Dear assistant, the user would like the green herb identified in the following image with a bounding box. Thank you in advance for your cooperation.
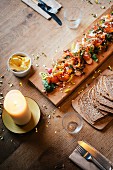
[92,54,98,62]
[89,46,94,54]
[40,72,48,80]
[80,50,85,58]
[111,11,113,15]
[64,55,70,59]
[42,80,55,92]
[69,65,73,69]
[106,33,113,42]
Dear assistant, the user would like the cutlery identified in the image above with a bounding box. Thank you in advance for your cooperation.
[31,0,62,26]
[78,141,112,170]
[76,145,106,170]
[38,0,58,13]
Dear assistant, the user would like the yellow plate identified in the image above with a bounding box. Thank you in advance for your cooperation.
[2,97,40,134]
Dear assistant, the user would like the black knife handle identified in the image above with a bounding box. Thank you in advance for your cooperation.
[38,3,62,26]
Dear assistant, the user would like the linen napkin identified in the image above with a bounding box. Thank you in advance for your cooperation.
[22,0,62,19]
[69,143,113,170]
[69,148,99,170]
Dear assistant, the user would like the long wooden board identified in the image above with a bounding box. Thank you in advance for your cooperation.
[29,6,113,106]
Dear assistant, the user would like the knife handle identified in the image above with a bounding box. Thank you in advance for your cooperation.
[92,157,106,170]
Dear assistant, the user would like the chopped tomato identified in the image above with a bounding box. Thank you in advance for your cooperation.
[83,52,91,61]
[51,76,59,84]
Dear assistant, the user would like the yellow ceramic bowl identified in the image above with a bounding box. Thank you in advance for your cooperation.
[8,52,31,77]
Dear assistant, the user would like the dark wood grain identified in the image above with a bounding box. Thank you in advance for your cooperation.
[0,0,113,170]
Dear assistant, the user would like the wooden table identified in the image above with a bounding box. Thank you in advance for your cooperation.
[0,0,113,169]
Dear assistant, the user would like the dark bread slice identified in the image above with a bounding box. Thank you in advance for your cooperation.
[88,87,108,115]
[93,80,113,109]
[103,75,113,100]
[96,76,111,100]
[90,86,113,114]
[79,89,105,123]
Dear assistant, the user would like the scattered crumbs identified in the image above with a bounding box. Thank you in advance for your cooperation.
[8,83,13,87]
[0,81,3,84]
[95,0,101,4]
[42,104,47,109]
[35,56,39,60]
[52,109,56,115]
[55,163,65,169]
[55,131,57,134]
[91,14,97,18]
[35,128,38,133]
[97,69,101,73]
[92,76,95,79]
[86,84,89,88]
[46,124,48,128]
[95,0,98,4]
[43,65,46,68]
[86,0,93,5]
[0,75,4,79]
[0,96,4,100]
[0,136,4,140]
[78,89,84,94]
[48,121,51,125]
[100,6,105,9]
[42,52,47,57]
[56,115,61,118]
[36,64,39,67]
[108,65,112,71]
[19,82,22,86]
[32,54,35,57]
[48,115,51,119]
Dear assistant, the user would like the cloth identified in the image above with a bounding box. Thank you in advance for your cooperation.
[22,0,62,19]
[69,148,99,170]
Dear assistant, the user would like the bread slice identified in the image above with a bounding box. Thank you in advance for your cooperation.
[103,75,113,100]
[78,90,106,124]
[90,86,113,114]
[96,76,111,100]
[88,87,107,115]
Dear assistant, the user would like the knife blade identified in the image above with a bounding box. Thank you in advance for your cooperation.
[78,141,112,170]
[31,0,62,26]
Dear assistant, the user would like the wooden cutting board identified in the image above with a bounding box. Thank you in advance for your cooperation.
[72,69,113,130]
[29,6,113,106]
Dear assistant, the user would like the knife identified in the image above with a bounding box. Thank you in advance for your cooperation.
[31,0,62,26]
[78,141,112,170]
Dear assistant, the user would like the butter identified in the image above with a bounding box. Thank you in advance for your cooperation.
[9,55,30,72]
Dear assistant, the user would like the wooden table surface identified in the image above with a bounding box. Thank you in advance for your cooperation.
[0,0,113,169]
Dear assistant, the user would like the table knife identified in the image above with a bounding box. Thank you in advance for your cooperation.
[31,0,62,26]
[78,141,112,170]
